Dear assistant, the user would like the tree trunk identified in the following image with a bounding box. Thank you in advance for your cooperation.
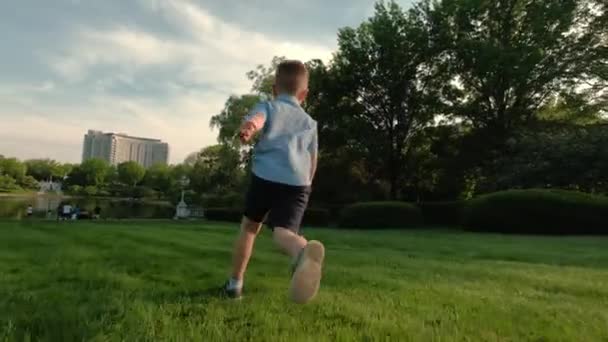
[388,127,398,200]
[388,147,402,200]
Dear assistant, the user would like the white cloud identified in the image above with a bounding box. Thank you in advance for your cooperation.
[162,0,332,63]
[49,28,197,83]
[0,81,56,96]
[50,0,333,88]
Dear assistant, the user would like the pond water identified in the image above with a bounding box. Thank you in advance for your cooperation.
[0,195,175,219]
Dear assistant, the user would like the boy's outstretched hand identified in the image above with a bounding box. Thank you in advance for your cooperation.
[239,121,257,144]
[239,112,266,144]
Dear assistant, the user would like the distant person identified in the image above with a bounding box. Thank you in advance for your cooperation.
[72,205,80,220]
[62,203,72,221]
[222,60,324,304]
[93,205,101,220]
[26,205,33,218]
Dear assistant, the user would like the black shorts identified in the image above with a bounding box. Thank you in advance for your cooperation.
[244,174,311,232]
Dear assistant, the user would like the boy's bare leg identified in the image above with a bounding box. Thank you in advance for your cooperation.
[273,227,325,304]
[273,227,308,258]
[230,217,263,282]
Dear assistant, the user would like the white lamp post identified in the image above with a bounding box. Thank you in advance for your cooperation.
[175,176,190,219]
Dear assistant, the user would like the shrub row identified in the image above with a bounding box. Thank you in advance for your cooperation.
[204,208,243,223]
[302,208,331,227]
[339,190,607,234]
[339,202,423,229]
[336,201,462,229]
[204,207,331,227]
[203,189,608,234]
[463,189,608,235]
[417,201,463,226]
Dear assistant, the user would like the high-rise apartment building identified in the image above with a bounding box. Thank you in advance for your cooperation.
[82,130,169,168]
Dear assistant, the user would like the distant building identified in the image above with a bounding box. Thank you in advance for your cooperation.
[82,130,169,168]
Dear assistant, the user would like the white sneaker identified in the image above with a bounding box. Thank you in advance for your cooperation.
[289,241,325,304]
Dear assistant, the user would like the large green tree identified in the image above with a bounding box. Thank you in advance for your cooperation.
[209,95,261,146]
[537,94,607,125]
[427,0,607,134]
[0,158,27,182]
[0,175,19,192]
[143,163,174,198]
[187,145,244,196]
[246,56,287,97]
[332,1,445,199]
[117,161,146,187]
[24,159,63,181]
[69,159,110,187]
[491,123,608,193]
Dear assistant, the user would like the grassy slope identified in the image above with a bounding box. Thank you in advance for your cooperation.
[1,221,607,341]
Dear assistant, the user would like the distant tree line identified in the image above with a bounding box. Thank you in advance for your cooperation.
[0,151,243,205]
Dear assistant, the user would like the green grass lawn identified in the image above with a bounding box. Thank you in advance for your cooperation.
[1,221,607,341]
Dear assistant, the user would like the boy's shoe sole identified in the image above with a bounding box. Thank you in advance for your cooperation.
[289,241,325,304]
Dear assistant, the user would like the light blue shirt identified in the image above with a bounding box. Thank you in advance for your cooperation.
[245,94,318,186]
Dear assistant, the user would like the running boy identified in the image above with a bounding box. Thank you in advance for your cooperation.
[222,60,325,304]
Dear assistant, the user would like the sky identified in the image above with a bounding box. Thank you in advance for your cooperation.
[0,0,412,164]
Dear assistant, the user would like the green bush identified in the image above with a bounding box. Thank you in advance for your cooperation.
[339,202,423,229]
[96,189,111,197]
[205,208,243,223]
[463,189,608,235]
[302,208,331,227]
[66,185,83,195]
[0,175,19,192]
[132,186,157,199]
[203,207,331,227]
[83,186,98,197]
[199,192,242,208]
[105,200,174,219]
[19,175,39,190]
[418,201,463,226]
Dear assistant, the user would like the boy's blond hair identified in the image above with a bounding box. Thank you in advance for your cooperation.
[275,60,309,95]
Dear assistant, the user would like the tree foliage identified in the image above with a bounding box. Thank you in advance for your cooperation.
[246,56,286,97]
[428,0,607,134]
[69,159,110,187]
[117,161,146,187]
[537,94,607,125]
[209,95,261,146]
[205,0,607,205]
[24,159,63,181]
[144,163,174,197]
[3,0,606,204]
[332,1,445,198]
[0,158,27,182]
[0,175,19,192]
[491,123,608,193]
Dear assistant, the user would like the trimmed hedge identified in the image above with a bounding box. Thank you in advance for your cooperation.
[418,201,463,226]
[205,208,243,223]
[204,207,331,227]
[339,202,423,229]
[199,193,242,208]
[463,189,608,235]
[302,208,331,227]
